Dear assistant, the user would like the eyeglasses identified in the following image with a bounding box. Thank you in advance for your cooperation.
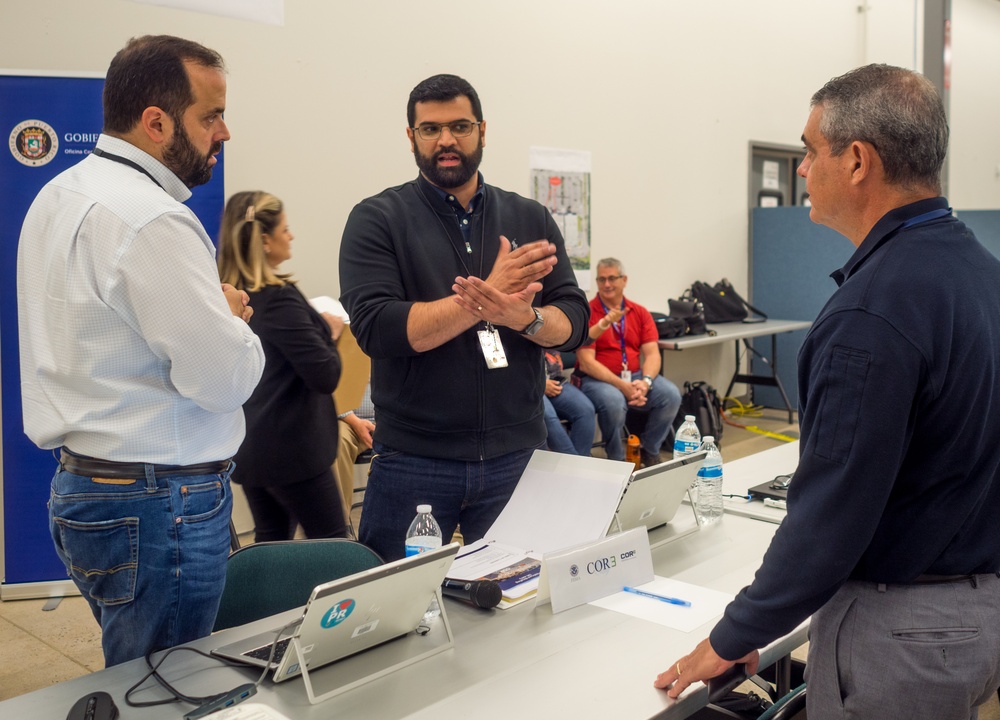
[412,121,481,141]
[770,474,794,490]
[596,275,623,284]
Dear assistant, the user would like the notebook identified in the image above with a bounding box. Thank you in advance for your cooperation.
[748,470,796,501]
[212,543,459,683]
[609,451,707,534]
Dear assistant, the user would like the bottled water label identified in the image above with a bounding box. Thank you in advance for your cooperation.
[405,536,442,557]
[674,439,701,456]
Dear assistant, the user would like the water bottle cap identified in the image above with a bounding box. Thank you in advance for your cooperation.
[685,415,695,421]
[416,504,432,514]
[703,436,714,443]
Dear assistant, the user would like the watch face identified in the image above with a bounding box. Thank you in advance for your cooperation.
[525,308,544,335]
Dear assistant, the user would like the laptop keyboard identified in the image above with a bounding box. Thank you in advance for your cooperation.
[244,637,290,665]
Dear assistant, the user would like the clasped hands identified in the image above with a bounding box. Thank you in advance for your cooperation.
[221,283,253,323]
[451,236,556,329]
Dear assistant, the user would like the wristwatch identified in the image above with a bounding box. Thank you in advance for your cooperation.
[642,375,654,388]
[521,307,545,336]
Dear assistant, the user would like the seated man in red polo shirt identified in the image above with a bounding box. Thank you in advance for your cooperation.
[576,257,681,466]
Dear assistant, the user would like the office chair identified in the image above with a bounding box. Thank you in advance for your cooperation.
[757,683,806,720]
[212,538,383,632]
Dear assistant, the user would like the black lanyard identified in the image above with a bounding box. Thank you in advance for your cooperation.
[92,148,164,190]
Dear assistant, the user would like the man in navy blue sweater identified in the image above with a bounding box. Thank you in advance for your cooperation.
[656,65,1000,719]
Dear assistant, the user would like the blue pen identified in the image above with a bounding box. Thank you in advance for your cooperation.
[623,586,692,607]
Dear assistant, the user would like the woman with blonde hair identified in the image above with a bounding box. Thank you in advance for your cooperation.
[219,191,347,541]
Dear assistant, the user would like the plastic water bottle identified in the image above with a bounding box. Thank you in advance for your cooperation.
[695,436,724,525]
[673,415,702,458]
[405,504,443,619]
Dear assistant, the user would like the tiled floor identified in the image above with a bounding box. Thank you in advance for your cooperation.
[2,408,998,718]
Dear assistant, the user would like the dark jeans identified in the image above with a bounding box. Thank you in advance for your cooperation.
[359,442,537,561]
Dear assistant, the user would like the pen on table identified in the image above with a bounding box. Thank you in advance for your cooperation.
[623,586,692,607]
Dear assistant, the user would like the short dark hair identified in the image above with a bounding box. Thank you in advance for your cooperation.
[811,64,948,193]
[103,35,226,135]
[407,74,483,127]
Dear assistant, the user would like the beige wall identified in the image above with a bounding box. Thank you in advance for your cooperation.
[3,0,998,392]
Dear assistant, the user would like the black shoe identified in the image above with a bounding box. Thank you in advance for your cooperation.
[640,450,662,468]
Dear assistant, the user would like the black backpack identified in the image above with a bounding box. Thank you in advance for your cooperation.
[673,381,724,445]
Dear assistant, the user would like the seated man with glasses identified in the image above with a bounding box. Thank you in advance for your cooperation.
[340,74,589,561]
[576,258,681,467]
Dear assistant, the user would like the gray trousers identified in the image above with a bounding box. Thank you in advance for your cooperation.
[805,574,1000,720]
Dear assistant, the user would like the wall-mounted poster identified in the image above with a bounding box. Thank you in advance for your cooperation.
[529,147,592,291]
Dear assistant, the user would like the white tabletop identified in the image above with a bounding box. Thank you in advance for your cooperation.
[0,513,802,720]
[722,441,800,524]
[659,319,812,351]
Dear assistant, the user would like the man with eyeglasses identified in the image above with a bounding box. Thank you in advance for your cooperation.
[339,74,588,561]
[657,65,1000,720]
[575,258,681,467]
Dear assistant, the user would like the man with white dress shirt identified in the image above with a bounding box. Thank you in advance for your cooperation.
[16,35,264,666]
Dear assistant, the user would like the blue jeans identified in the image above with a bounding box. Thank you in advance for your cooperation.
[579,373,681,461]
[359,442,538,561]
[48,462,234,666]
[543,383,596,456]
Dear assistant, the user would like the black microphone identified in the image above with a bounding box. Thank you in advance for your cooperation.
[441,578,503,609]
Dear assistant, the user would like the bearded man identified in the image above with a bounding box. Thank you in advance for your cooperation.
[340,74,588,561]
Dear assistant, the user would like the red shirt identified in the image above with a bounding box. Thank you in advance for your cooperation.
[587,295,657,374]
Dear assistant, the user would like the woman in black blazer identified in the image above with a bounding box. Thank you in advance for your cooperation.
[219,191,347,541]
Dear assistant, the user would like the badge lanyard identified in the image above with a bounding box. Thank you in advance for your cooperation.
[600,298,629,379]
[427,192,507,369]
[900,207,952,230]
[92,148,165,190]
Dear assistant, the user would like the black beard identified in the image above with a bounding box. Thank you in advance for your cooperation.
[163,120,219,188]
[414,142,483,189]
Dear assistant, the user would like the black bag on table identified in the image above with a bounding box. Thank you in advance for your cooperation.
[650,312,686,339]
[673,380,725,444]
[667,297,707,336]
[690,279,767,324]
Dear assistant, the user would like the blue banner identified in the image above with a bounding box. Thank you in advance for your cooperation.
[1,72,225,589]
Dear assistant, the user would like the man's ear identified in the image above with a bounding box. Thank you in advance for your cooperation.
[139,106,172,146]
[849,140,878,185]
[406,126,416,154]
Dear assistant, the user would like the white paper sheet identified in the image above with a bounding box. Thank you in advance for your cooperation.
[589,577,734,632]
[484,452,633,555]
[309,295,350,323]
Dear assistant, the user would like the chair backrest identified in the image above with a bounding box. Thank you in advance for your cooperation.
[212,538,383,632]
[757,683,806,720]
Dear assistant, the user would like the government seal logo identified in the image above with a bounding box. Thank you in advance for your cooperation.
[9,119,59,167]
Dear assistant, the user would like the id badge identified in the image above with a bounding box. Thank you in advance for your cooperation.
[478,326,508,369]
[621,363,630,381]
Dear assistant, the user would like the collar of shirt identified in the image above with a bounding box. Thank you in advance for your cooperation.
[430,173,485,214]
[94,134,193,203]
[830,196,951,287]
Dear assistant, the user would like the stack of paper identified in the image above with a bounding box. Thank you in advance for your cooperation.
[446,450,634,609]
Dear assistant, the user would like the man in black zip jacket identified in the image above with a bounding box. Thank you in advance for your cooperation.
[657,64,1000,719]
[340,74,588,561]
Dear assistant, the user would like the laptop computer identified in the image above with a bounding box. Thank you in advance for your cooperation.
[748,469,796,501]
[212,542,459,684]
[608,450,707,534]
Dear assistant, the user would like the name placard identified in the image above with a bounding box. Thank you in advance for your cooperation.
[537,527,653,613]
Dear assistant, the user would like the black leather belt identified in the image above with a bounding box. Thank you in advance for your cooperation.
[59,450,230,480]
[911,574,977,585]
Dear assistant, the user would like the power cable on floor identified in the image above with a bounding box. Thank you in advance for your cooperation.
[722,397,798,443]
